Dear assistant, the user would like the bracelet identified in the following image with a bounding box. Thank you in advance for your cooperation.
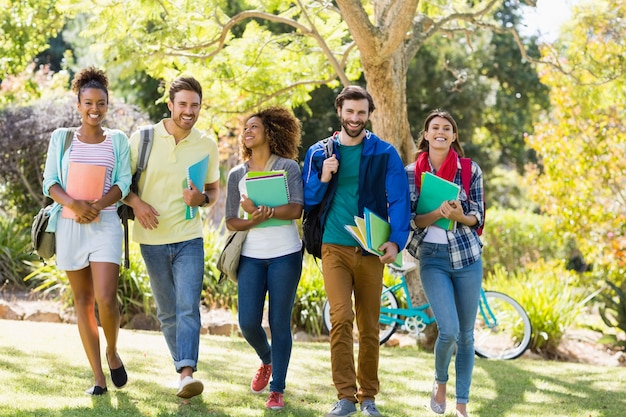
[269,207,275,218]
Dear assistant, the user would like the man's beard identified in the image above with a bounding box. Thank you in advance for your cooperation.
[341,118,366,138]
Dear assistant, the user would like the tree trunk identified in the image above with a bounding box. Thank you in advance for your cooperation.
[402,251,437,350]
[361,48,416,164]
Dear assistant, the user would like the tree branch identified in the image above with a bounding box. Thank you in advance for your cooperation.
[160,7,351,86]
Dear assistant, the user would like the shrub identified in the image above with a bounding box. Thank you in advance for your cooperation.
[0,214,39,288]
[481,209,572,276]
[598,279,626,349]
[292,254,326,336]
[0,94,150,217]
[203,221,238,310]
[117,241,154,326]
[486,260,591,357]
[23,262,71,305]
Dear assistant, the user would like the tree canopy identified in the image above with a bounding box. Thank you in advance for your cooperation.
[0,1,65,76]
[526,0,626,274]
[56,0,537,162]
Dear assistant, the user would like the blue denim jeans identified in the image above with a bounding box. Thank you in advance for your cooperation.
[237,250,302,393]
[419,242,482,404]
[140,238,204,373]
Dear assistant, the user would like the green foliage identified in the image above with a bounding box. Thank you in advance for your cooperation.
[0,94,150,215]
[0,1,65,77]
[487,261,590,356]
[292,254,326,336]
[202,221,238,310]
[57,0,353,133]
[481,208,571,276]
[4,319,626,417]
[116,241,154,326]
[526,0,626,272]
[23,262,71,305]
[598,280,626,349]
[0,215,40,287]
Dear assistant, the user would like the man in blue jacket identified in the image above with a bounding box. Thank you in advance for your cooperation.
[302,85,410,417]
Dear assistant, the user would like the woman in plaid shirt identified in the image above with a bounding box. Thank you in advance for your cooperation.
[405,109,484,417]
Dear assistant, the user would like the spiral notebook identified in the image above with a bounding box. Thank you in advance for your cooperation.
[245,170,290,228]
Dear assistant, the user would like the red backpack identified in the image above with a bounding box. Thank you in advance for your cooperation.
[460,158,484,236]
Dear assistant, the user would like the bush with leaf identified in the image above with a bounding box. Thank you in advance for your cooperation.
[0,94,150,217]
[598,279,626,350]
[292,254,326,337]
[202,221,238,310]
[481,208,573,276]
[486,260,591,357]
[116,240,154,326]
[0,214,40,288]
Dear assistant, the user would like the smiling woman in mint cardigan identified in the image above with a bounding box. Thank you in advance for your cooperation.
[42,67,131,396]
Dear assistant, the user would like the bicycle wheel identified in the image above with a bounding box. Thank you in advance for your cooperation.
[322,285,399,345]
[474,291,532,360]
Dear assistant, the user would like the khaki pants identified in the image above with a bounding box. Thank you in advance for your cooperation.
[322,244,384,403]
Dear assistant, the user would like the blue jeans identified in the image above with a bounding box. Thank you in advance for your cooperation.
[140,238,204,373]
[237,250,302,393]
[419,242,482,404]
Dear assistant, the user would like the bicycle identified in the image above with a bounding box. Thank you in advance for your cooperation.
[322,261,532,360]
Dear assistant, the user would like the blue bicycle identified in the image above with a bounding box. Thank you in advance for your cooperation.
[323,261,532,360]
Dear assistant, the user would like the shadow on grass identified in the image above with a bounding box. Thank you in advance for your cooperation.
[1,320,625,417]
[473,357,626,416]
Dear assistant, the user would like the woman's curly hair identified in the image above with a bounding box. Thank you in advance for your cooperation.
[240,107,301,160]
[71,66,109,103]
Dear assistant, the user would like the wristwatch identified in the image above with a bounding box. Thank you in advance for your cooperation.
[200,193,210,207]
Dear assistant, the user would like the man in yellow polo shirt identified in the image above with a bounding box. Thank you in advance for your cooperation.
[123,76,220,399]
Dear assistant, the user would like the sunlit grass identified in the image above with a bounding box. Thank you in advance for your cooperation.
[0,319,624,416]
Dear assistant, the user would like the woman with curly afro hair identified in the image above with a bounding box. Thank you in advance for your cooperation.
[224,107,304,410]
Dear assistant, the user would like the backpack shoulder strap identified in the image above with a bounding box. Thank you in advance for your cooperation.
[59,128,76,183]
[460,157,472,198]
[62,128,75,154]
[265,154,279,171]
[136,125,154,174]
[322,136,335,158]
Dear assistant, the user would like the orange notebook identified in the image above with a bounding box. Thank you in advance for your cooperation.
[61,162,106,222]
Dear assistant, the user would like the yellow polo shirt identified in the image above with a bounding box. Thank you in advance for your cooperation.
[129,120,220,245]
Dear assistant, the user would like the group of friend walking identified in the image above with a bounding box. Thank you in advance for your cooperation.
[42,67,485,417]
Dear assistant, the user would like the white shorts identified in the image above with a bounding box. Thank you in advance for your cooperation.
[55,210,123,271]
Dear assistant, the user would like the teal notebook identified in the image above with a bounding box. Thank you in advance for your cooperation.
[245,171,290,228]
[415,172,460,231]
[185,154,210,220]
[344,208,402,267]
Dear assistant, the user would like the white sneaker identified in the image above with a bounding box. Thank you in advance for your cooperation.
[176,376,204,399]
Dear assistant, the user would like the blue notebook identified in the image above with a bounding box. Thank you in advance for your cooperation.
[185,154,210,220]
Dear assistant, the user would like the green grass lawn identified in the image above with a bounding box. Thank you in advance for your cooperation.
[0,319,624,417]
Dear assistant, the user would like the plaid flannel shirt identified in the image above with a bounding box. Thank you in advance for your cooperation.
[405,160,484,270]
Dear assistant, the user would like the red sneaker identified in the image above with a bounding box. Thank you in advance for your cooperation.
[250,363,272,393]
[266,391,284,410]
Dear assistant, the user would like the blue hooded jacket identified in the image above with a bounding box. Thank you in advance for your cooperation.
[301,130,411,251]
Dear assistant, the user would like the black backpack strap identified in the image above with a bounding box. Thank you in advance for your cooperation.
[136,126,153,176]
[122,126,154,269]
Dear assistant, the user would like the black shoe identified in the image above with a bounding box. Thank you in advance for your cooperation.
[85,385,108,396]
[107,354,128,388]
